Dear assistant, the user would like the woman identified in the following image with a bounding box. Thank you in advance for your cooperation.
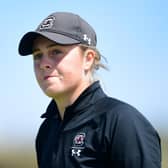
[18,12,161,168]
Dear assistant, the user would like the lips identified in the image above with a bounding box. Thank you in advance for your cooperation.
[44,76,54,80]
[44,75,60,80]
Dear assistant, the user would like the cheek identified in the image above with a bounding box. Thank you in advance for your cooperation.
[65,65,84,84]
[33,65,41,81]
[65,59,84,76]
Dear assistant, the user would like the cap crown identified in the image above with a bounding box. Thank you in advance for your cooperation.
[37,12,97,46]
[18,12,97,56]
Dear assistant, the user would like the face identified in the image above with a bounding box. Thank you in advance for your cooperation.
[32,36,91,99]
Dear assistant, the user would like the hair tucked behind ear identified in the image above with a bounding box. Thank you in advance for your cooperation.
[79,44,108,73]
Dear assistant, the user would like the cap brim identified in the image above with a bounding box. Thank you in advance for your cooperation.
[18,31,80,56]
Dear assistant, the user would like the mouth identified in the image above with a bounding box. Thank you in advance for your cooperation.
[44,76,56,80]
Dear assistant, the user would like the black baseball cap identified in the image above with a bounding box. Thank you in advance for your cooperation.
[18,12,97,56]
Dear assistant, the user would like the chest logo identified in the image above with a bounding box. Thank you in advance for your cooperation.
[73,133,85,147]
[71,132,86,157]
[71,149,81,157]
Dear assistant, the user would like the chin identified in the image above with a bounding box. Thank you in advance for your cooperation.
[43,87,62,98]
[44,90,57,98]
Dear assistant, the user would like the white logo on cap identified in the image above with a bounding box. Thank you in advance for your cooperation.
[83,34,91,45]
[39,15,55,30]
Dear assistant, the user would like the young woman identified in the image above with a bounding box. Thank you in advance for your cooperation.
[18,12,161,168]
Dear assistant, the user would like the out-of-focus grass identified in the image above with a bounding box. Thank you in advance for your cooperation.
[0,135,167,168]
[0,145,37,168]
[162,135,168,168]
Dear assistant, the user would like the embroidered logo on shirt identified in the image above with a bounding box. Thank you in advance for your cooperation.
[71,149,82,157]
[71,132,86,157]
[73,133,85,147]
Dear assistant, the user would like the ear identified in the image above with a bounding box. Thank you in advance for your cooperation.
[83,49,95,71]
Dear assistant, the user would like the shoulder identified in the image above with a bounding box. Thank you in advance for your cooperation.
[95,96,141,121]
[96,97,151,125]
[96,97,160,142]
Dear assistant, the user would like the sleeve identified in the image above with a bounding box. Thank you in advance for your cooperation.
[108,104,161,168]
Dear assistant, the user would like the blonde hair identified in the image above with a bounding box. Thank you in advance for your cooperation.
[78,44,108,83]
[79,44,108,73]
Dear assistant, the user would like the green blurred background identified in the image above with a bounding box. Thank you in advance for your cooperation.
[0,135,167,167]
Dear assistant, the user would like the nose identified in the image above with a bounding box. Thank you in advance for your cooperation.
[39,56,52,70]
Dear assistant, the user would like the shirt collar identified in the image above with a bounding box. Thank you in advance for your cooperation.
[41,81,106,119]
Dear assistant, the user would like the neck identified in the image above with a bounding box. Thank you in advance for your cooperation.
[53,81,92,120]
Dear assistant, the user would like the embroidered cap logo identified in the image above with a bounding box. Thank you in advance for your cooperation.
[39,15,55,30]
[83,34,91,45]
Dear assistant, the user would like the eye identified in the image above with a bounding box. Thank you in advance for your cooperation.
[33,52,43,61]
[51,49,62,56]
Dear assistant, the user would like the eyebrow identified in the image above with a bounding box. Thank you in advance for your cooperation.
[32,48,40,53]
[47,44,60,49]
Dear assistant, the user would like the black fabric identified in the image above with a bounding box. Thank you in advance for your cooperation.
[36,81,161,168]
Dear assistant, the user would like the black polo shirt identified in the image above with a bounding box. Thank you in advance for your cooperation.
[36,81,161,168]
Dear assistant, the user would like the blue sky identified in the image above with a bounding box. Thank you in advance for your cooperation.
[0,0,167,145]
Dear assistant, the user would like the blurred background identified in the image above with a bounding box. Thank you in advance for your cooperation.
[0,0,167,167]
